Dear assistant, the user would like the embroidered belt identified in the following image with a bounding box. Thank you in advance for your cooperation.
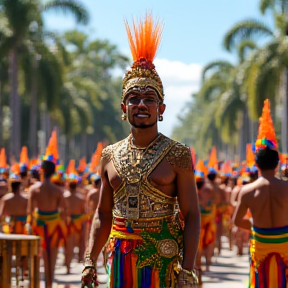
[113,214,175,229]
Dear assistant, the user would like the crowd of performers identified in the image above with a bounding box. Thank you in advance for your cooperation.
[0,134,103,288]
[0,103,286,288]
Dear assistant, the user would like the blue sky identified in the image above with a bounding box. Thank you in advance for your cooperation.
[43,0,273,137]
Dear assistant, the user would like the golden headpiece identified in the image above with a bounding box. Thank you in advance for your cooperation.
[122,12,164,102]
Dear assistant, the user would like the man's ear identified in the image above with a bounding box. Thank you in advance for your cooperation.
[121,102,126,113]
[159,103,166,115]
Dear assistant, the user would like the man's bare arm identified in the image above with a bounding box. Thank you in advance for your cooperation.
[88,160,113,261]
[27,189,35,217]
[232,188,251,231]
[169,146,200,271]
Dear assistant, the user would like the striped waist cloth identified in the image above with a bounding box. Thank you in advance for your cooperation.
[251,225,288,244]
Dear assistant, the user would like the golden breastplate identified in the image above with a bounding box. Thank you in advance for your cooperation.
[111,133,177,221]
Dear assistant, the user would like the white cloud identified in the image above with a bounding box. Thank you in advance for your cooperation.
[155,59,202,136]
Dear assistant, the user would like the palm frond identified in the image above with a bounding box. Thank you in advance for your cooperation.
[260,0,274,14]
[201,60,234,82]
[223,19,274,51]
[237,40,257,63]
[43,0,89,25]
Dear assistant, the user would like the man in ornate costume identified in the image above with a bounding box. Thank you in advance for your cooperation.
[233,99,288,288]
[81,13,200,288]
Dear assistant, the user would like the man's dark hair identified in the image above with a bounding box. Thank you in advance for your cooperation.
[196,180,205,190]
[94,178,101,186]
[69,182,77,190]
[20,171,28,179]
[41,161,56,178]
[250,171,259,181]
[11,182,21,192]
[255,148,279,171]
[207,173,217,181]
[31,170,40,181]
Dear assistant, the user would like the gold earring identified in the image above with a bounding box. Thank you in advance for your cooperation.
[121,113,127,121]
[159,115,163,121]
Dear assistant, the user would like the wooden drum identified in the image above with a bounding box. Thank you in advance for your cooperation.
[0,233,40,288]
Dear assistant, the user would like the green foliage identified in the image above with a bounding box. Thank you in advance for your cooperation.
[0,0,130,160]
[174,0,288,159]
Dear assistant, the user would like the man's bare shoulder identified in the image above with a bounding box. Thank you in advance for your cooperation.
[63,190,71,198]
[239,179,262,199]
[87,188,97,198]
[1,192,14,201]
[101,139,127,164]
[202,185,213,194]
[75,192,86,201]
[29,182,42,194]
[165,141,193,172]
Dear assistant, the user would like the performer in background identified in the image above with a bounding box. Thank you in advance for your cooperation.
[194,161,215,284]
[64,171,87,273]
[0,165,28,234]
[27,130,67,288]
[82,13,200,288]
[233,99,288,288]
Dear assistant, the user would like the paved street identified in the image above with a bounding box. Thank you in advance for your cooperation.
[39,236,249,288]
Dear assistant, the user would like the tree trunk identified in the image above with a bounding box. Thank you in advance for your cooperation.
[29,56,38,158]
[9,48,21,158]
[281,69,288,153]
[0,80,2,146]
[81,133,87,158]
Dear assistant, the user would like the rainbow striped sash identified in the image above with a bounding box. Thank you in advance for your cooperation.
[249,226,288,288]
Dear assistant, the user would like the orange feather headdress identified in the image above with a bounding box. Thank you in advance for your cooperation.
[0,148,8,170]
[195,159,208,182]
[246,144,255,168]
[42,130,59,165]
[254,99,277,153]
[122,12,164,101]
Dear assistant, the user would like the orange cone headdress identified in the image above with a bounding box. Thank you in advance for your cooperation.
[246,144,255,168]
[90,142,103,172]
[208,146,218,174]
[254,99,278,153]
[195,159,207,182]
[122,12,164,102]
[20,146,29,172]
[9,163,21,183]
[78,157,87,174]
[42,130,59,165]
[65,159,80,184]
[0,148,8,170]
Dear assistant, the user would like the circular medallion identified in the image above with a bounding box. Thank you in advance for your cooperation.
[157,239,178,258]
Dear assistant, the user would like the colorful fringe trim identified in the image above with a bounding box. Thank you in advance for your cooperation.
[2,215,27,234]
[67,214,88,236]
[106,218,183,288]
[33,210,67,250]
[249,225,288,288]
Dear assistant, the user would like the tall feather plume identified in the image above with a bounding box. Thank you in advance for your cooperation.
[125,12,163,64]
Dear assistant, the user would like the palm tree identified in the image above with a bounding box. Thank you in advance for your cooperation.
[0,0,89,157]
[223,0,288,152]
